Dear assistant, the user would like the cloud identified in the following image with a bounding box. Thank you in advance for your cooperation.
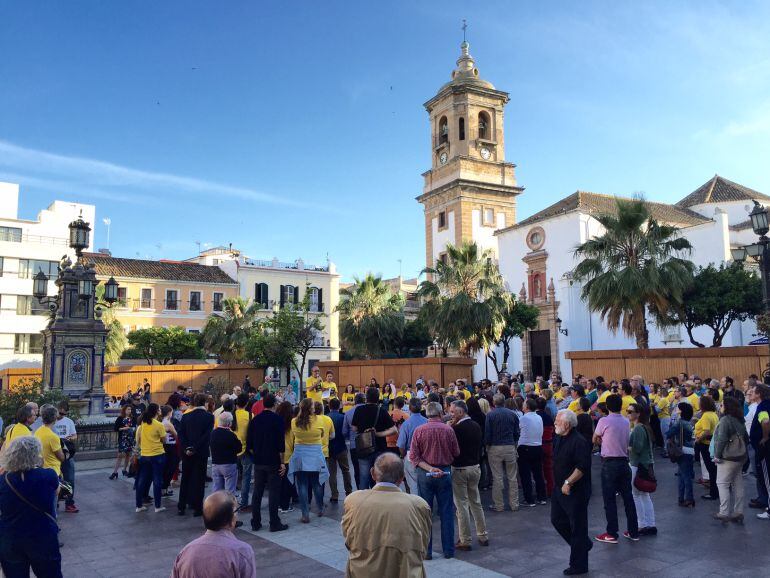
[694,101,770,141]
[0,140,316,209]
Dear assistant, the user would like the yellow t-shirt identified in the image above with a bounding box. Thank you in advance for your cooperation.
[621,395,636,414]
[694,411,719,441]
[687,393,700,409]
[568,398,581,413]
[318,414,335,458]
[655,395,670,418]
[397,390,412,401]
[598,391,610,404]
[341,392,357,413]
[234,409,250,455]
[456,389,471,401]
[305,376,323,402]
[5,422,31,443]
[286,415,326,458]
[554,389,565,401]
[35,426,62,476]
[138,419,166,457]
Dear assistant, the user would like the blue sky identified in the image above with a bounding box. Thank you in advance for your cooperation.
[2,1,770,281]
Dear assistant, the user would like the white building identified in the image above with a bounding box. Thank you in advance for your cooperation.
[490,175,767,380]
[0,183,95,368]
[186,246,341,379]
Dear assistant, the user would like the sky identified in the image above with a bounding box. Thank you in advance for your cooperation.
[2,1,770,282]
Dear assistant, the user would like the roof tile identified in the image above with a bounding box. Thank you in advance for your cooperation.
[676,175,769,207]
[83,254,237,284]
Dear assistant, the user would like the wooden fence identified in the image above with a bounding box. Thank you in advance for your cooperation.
[565,346,770,383]
[0,364,263,400]
[317,357,476,389]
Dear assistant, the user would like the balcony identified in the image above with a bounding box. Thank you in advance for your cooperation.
[241,257,330,272]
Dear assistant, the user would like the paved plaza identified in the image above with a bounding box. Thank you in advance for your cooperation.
[60,456,770,577]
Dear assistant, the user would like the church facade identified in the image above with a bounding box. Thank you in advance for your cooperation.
[418,43,766,381]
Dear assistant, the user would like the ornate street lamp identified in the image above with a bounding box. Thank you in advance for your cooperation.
[750,201,769,237]
[555,316,568,336]
[68,213,91,257]
[78,277,94,300]
[103,277,119,304]
[731,247,748,262]
[33,270,49,300]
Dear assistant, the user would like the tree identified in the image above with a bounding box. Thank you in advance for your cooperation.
[654,263,762,347]
[486,298,540,375]
[126,327,201,365]
[572,197,694,349]
[337,274,405,358]
[417,241,512,356]
[392,317,433,358]
[200,297,260,363]
[95,284,127,366]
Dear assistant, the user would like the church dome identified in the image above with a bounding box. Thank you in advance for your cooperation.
[440,41,495,91]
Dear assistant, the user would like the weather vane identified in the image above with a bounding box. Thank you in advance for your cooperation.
[462,19,467,42]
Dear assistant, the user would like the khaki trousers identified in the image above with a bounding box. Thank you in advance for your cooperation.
[716,459,745,517]
[487,444,519,511]
[452,465,488,544]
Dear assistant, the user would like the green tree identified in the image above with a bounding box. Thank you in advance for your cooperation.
[392,317,433,358]
[95,284,128,366]
[654,263,762,347]
[200,297,260,363]
[336,274,404,358]
[0,379,68,429]
[572,197,694,349]
[125,326,202,365]
[486,299,540,375]
[417,241,511,356]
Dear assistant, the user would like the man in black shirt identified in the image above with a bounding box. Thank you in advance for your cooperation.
[351,387,397,489]
[246,394,288,532]
[551,409,592,576]
[178,394,215,517]
[449,400,488,550]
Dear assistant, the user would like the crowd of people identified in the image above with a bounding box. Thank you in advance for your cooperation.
[1,366,768,577]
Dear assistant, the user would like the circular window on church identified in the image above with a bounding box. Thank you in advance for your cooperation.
[526,226,546,251]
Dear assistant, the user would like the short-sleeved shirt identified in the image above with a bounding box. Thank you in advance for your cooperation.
[234,409,250,455]
[305,377,323,402]
[138,419,166,457]
[5,423,31,443]
[351,403,395,453]
[318,414,335,458]
[594,413,630,458]
[35,426,62,475]
[53,417,76,439]
[695,411,719,441]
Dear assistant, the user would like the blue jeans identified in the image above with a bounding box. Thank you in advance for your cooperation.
[0,533,62,578]
[417,468,454,557]
[212,463,239,494]
[136,454,166,508]
[357,451,381,490]
[600,458,638,539]
[239,453,253,507]
[677,454,694,502]
[61,457,75,506]
[295,471,323,517]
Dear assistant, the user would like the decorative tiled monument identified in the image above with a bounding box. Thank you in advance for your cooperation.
[34,214,119,422]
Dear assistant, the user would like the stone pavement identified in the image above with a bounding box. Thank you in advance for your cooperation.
[59,455,770,577]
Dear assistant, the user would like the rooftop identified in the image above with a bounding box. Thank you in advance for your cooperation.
[83,253,237,284]
[676,175,769,208]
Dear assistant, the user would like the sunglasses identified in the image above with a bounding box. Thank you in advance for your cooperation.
[626,410,637,414]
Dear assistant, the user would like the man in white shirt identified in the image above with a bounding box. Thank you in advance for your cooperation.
[518,398,546,507]
[54,401,79,513]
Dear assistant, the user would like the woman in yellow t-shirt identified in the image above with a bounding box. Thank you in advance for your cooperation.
[134,403,172,512]
[286,398,328,523]
[694,395,719,500]
[341,384,357,413]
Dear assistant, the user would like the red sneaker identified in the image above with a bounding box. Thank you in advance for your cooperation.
[594,533,618,544]
[65,504,79,513]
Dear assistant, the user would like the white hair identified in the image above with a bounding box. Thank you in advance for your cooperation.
[0,436,43,472]
[425,402,442,418]
[557,409,578,428]
[218,412,233,427]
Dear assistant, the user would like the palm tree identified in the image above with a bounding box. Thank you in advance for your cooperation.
[417,241,511,356]
[336,274,404,358]
[572,197,694,349]
[201,296,260,363]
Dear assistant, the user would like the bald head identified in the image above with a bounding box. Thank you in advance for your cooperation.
[203,490,237,531]
[372,453,405,485]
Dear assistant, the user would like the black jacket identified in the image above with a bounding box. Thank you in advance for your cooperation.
[179,408,214,458]
[210,427,242,465]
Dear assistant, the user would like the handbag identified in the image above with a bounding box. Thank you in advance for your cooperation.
[4,472,60,530]
[354,407,381,458]
[666,423,684,462]
[722,420,747,461]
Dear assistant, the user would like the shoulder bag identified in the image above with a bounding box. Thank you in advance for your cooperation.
[666,422,684,462]
[722,419,747,461]
[354,406,381,458]
[4,472,59,530]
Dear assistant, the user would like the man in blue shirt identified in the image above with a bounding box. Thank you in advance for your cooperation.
[327,399,353,502]
[343,393,366,489]
[397,397,428,494]
[485,394,521,512]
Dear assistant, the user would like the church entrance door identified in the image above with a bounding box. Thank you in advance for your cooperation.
[529,330,552,380]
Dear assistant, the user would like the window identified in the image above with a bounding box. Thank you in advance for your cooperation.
[116,287,127,306]
[255,282,269,308]
[0,257,4,277]
[0,226,22,243]
[438,211,446,229]
[14,333,43,354]
[140,288,152,309]
[308,287,323,313]
[165,290,179,310]
[189,291,202,312]
[482,207,495,226]
[280,285,297,308]
[478,111,490,140]
[438,252,448,265]
[16,295,48,316]
[213,292,224,312]
[458,117,465,141]
[188,329,201,334]
[18,259,58,280]
[438,116,448,144]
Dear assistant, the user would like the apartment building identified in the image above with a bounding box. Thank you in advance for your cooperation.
[0,183,96,368]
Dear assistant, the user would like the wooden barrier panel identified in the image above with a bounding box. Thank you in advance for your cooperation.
[565,346,770,383]
[317,357,476,390]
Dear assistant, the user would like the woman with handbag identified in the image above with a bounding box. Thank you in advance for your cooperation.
[0,436,62,577]
[628,403,657,536]
[712,397,749,524]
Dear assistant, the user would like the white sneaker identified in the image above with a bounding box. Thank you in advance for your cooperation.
[135,506,147,513]
[155,506,167,513]
[757,511,770,520]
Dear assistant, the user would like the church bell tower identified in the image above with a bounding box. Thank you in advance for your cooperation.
[417,39,523,269]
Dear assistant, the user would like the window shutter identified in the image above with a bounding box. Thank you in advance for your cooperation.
[261,283,269,308]
[317,288,323,312]
[255,283,260,305]
[292,285,299,304]
[280,285,286,308]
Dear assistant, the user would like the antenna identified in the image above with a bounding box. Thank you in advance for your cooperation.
[462,19,467,42]
[195,240,201,254]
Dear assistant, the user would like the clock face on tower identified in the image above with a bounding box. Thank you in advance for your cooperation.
[480,147,491,160]
[439,151,448,165]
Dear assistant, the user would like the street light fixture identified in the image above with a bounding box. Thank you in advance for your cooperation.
[33,270,49,300]
[750,201,769,237]
[555,316,568,336]
[68,213,91,257]
[103,277,119,304]
[731,247,748,262]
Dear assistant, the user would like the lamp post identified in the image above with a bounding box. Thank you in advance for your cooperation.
[730,200,770,383]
